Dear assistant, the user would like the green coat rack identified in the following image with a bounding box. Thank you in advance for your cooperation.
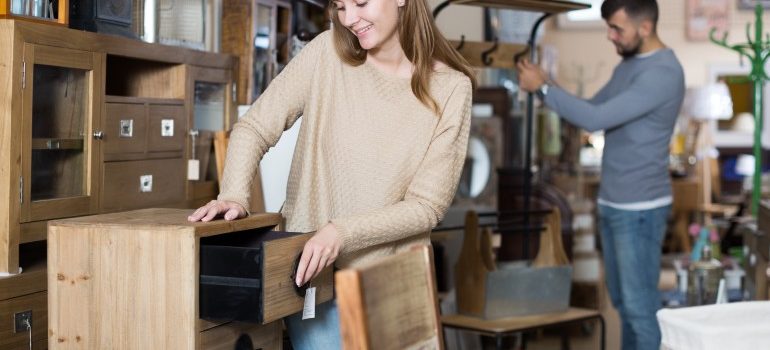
[710,4,768,216]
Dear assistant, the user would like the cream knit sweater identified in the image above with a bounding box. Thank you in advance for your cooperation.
[218,31,472,268]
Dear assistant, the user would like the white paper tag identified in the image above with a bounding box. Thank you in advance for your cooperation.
[302,287,316,320]
[187,159,200,180]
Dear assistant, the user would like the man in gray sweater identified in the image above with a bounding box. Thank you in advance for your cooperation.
[518,1,684,349]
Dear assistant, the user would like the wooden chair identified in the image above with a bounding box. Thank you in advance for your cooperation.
[336,245,444,350]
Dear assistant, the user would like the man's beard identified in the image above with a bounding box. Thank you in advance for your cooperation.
[617,36,643,58]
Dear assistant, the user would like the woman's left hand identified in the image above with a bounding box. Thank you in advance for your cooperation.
[295,223,342,286]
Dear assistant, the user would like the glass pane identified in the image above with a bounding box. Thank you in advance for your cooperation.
[194,81,226,131]
[252,4,273,101]
[31,64,89,201]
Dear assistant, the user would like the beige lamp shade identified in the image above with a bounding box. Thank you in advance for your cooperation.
[684,83,734,120]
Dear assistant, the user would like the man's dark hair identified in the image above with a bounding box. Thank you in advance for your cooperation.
[601,0,659,28]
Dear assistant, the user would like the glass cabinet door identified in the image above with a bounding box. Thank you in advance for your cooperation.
[21,44,101,222]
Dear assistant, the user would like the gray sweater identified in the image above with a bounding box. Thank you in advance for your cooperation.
[544,48,685,205]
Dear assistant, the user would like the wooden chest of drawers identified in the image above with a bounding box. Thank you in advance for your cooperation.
[47,208,333,349]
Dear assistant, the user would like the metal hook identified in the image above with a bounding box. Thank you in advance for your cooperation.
[481,37,498,66]
[455,35,466,51]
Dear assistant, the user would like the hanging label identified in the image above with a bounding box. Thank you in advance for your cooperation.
[187,159,200,180]
[302,286,316,320]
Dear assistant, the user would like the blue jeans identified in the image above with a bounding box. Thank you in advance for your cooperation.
[285,300,341,350]
[599,204,670,350]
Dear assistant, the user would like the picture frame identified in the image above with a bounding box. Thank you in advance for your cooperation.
[738,0,770,9]
[686,0,730,41]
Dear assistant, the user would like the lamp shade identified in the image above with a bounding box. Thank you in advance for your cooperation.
[683,83,734,120]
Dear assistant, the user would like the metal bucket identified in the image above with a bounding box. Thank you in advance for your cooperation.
[482,262,572,319]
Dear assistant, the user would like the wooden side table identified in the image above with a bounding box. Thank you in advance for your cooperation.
[441,307,604,350]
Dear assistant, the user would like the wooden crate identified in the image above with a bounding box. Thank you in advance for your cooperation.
[48,208,333,349]
[0,0,68,25]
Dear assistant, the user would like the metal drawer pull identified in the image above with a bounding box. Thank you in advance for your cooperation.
[161,119,174,137]
[120,119,134,138]
[93,131,104,140]
[140,175,153,192]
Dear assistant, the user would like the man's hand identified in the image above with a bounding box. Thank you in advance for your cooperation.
[187,200,247,222]
[294,223,342,286]
[516,59,549,92]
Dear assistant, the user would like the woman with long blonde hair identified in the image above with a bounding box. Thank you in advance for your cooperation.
[189,0,475,347]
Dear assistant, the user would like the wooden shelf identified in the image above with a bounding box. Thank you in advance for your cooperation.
[450,0,590,13]
[450,39,528,69]
[31,138,84,150]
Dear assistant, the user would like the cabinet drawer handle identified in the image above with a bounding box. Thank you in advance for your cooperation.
[140,175,153,193]
[120,119,134,138]
[93,131,104,140]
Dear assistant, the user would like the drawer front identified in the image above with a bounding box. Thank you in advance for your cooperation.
[101,159,185,212]
[148,104,185,153]
[199,231,333,325]
[0,291,47,350]
[200,321,282,350]
[104,103,147,156]
[261,233,334,323]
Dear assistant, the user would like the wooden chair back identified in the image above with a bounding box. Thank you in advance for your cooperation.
[336,245,444,350]
[213,130,266,213]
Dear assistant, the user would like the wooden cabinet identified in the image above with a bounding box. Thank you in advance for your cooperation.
[0,18,238,349]
[20,44,103,223]
[48,209,333,349]
[222,0,292,104]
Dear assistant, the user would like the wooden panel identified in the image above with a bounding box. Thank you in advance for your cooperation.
[29,196,92,222]
[148,104,185,152]
[455,211,489,317]
[337,246,441,350]
[20,221,47,243]
[200,321,282,350]
[105,95,184,105]
[49,208,282,238]
[0,291,48,350]
[221,0,253,104]
[0,20,22,273]
[336,271,369,349]
[103,102,147,156]
[0,259,46,300]
[33,45,92,70]
[261,232,334,323]
[13,20,234,69]
[101,158,186,212]
[48,224,198,349]
[106,56,186,99]
[441,307,602,334]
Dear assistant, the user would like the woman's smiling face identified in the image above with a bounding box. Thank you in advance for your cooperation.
[333,0,404,51]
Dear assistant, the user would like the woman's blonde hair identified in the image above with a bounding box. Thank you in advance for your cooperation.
[329,0,477,114]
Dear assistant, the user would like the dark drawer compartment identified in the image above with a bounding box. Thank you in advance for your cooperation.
[199,229,334,324]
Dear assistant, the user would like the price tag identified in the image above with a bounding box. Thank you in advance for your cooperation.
[302,286,316,320]
[187,159,200,180]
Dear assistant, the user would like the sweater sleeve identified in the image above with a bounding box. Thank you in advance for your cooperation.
[217,31,328,211]
[331,77,473,254]
[544,66,677,132]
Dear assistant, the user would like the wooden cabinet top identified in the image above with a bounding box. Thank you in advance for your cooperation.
[49,208,283,238]
[0,19,236,68]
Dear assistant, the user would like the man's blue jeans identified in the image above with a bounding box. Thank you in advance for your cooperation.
[285,300,341,350]
[599,204,670,350]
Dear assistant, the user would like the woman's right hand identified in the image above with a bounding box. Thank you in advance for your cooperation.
[187,200,247,222]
